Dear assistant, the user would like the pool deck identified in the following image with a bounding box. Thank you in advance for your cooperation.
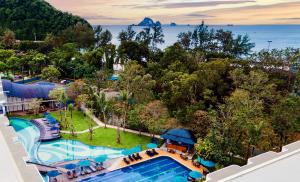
[109,148,205,174]
[38,149,205,182]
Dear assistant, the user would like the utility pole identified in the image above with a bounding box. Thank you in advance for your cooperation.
[267,40,272,51]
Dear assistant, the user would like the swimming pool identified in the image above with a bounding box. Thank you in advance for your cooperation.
[80,156,191,182]
[9,118,124,164]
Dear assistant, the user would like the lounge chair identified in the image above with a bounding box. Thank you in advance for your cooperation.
[72,170,78,178]
[146,150,154,157]
[152,149,159,155]
[132,154,139,160]
[123,158,130,165]
[80,167,86,175]
[128,155,135,161]
[85,166,92,174]
[67,171,73,179]
[88,165,96,172]
[137,153,143,159]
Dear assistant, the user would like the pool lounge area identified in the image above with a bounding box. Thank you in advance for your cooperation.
[8,117,204,182]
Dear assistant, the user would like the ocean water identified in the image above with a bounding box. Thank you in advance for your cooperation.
[101,25,300,52]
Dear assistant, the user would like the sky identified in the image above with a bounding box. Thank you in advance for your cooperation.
[46,0,300,25]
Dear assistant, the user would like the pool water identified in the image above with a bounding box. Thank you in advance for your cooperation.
[80,156,191,182]
[9,118,124,164]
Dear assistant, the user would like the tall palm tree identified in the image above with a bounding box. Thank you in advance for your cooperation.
[68,103,76,136]
[119,90,130,131]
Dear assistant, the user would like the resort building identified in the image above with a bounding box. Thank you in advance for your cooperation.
[0,79,56,113]
[206,141,300,182]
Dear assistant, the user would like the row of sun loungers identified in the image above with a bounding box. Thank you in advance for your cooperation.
[65,163,105,180]
[146,149,159,157]
[123,153,143,165]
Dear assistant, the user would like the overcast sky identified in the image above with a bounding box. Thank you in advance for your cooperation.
[46,0,300,25]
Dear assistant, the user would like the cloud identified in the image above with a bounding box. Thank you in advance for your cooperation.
[133,0,256,9]
[83,15,131,21]
[185,13,215,18]
[273,17,300,20]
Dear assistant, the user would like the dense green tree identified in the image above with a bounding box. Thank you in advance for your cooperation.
[0,0,91,40]
[118,25,136,42]
[40,65,61,81]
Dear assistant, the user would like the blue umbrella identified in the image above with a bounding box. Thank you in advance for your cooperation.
[78,160,91,167]
[47,170,60,177]
[197,157,216,168]
[122,149,133,156]
[64,164,77,170]
[189,171,202,179]
[172,176,187,182]
[94,155,107,163]
[147,143,158,149]
[131,146,141,153]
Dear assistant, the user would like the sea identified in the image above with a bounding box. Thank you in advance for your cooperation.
[101,25,300,52]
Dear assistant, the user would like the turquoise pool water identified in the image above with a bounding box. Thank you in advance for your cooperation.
[9,118,124,164]
[80,156,191,182]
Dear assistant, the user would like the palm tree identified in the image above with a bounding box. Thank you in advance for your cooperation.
[68,103,76,136]
[246,121,265,161]
[118,90,130,131]
[49,88,69,129]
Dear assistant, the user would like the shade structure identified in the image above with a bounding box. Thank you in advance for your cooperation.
[64,164,77,170]
[2,79,55,99]
[122,149,133,156]
[94,155,107,163]
[172,176,187,182]
[161,128,195,145]
[78,160,91,167]
[147,143,158,149]
[47,170,60,177]
[130,146,141,153]
[197,157,216,168]
[189,171,202,179]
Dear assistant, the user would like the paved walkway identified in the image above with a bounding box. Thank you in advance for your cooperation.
[61,106,161,139]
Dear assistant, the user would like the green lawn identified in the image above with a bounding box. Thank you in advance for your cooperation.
[62,127,152,149]
[51,110,97,132]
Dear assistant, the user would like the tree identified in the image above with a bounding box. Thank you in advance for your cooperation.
[271,96,300,150]
[188,110,211,138]
[49,87,69,128]
[151,24,164,49]
[29,99,41,116]
[68,103,76,136]
[94,25,103,47]
[41,65,61,82]
[136,27,152,46]
[140,100,169,138]
[98,30,112,47]
[118,25,136,42]
[1,30,16,49]
[177,31,193,50]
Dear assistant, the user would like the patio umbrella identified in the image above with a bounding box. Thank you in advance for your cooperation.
[197,157,216,168]
[64,164,77,170]
[122,149,133,156]
[47,170,60,177]
[78,160,91,167]
[172,176,187,182]
[147,143,158,149]
[131,146,141,153]
[189,171,202,179]
[94,155,108,163]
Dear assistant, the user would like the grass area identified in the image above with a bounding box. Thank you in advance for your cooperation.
[10,110,97,132]
[51,110,97,132]
[62,127,152,149]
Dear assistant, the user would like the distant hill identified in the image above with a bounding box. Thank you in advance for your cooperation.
[0,0,92,40]
[138,17,161,27]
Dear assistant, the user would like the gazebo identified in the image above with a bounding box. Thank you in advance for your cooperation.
[161,128,195,152]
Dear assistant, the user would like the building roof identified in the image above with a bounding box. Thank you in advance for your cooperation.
[161,128,195,145]
[2,79,55,99]
[206,141,300,182]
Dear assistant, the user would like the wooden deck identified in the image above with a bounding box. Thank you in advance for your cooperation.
[31,118,61,141]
